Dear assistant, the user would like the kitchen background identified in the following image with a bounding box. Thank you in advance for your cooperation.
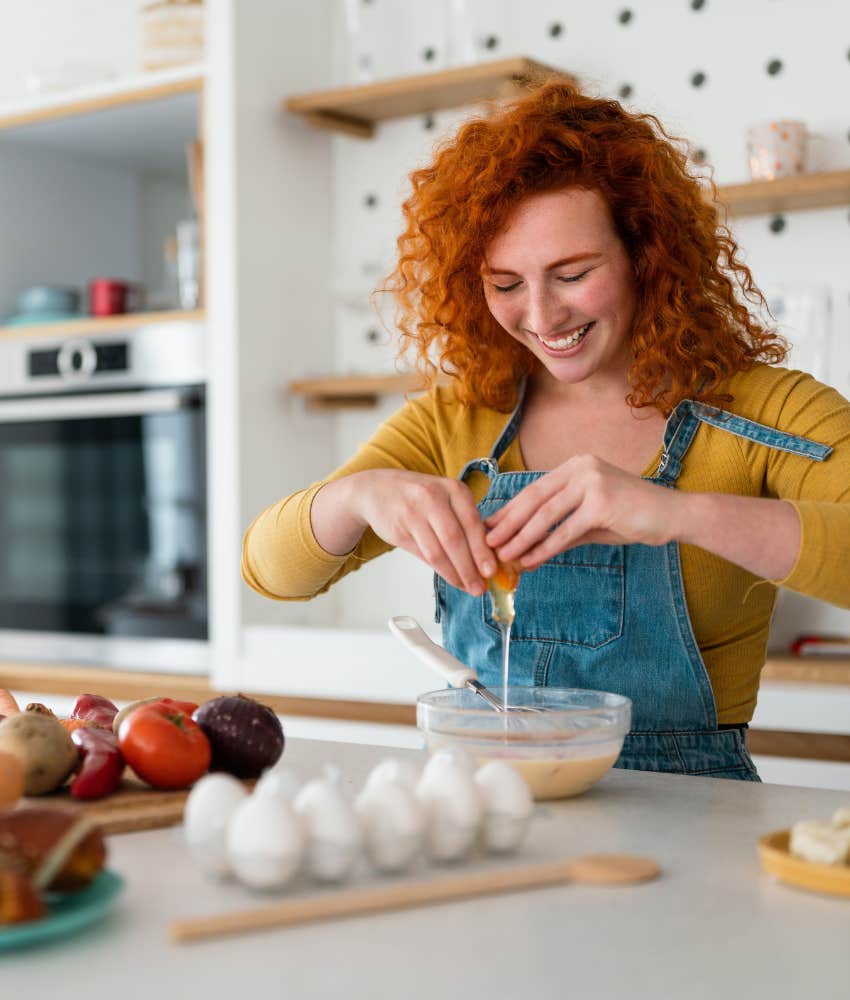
[0,0,848,786]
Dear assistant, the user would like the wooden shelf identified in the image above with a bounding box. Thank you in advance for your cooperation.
[761,654,850,686]
[0,308,205,340]
[284,57,571,138]
[289,372,438,410]
[717,169,850,218]
[0,64,204,130]
[0,64,204,172]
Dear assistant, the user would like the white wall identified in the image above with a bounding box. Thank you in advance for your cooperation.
[0,0,140,102]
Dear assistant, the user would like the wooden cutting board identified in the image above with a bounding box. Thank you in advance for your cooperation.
[24,771,253,836]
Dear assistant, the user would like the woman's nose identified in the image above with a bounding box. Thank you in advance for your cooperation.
[524,285,564,336]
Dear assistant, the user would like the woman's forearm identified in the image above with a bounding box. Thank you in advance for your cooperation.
[671,491,801,582]
[309,474,369,556]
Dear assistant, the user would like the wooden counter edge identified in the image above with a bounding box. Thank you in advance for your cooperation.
[4,657,850,762]
[0,661,416,727]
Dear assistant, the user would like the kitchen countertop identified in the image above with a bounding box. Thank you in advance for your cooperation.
[4,738,849,999]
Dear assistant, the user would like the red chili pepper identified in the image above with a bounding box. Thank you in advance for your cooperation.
[69,727,125,799]
[71,694,120,729]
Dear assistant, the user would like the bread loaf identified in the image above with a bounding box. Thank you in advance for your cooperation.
[0,864,45,925]
[0,807,106,891]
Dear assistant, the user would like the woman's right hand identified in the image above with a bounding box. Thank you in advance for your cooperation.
[338,469,497,596]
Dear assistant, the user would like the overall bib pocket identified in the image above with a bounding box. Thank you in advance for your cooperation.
[480,543,625,649]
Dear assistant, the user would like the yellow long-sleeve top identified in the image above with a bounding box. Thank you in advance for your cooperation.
[242,363,850,724]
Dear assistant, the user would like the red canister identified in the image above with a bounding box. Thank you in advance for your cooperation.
[89,279,145,316]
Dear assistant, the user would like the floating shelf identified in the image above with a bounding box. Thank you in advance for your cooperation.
[761,655,850,687]
[717,169,850,217]
[289,372,441,410]
[0,64,204,172]
[0,308,205,340]
[284,57,571,138]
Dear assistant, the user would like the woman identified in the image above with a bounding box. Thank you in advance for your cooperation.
[243,82,850,780]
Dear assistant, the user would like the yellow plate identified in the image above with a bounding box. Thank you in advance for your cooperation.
[758,829,850,899]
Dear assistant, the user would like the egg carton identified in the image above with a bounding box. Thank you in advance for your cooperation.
[183,749,535,892]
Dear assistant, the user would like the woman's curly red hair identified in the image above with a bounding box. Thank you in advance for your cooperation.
[383,80,786,414]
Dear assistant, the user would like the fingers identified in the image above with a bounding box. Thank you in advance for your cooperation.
[405,522,470,592]
[485,478,581,564]
[407,480,496,595]
[448,489,497,582]
[507,505,598,569]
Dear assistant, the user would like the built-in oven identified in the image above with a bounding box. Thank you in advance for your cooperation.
[0,321,208,673]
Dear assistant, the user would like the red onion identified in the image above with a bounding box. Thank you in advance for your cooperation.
[192,694,284,778]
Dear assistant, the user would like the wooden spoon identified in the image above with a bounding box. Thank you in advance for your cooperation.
[170,853,661,944]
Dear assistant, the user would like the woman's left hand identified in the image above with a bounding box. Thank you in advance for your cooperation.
[483,455,681,570]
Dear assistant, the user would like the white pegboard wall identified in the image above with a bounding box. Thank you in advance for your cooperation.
[320,0,850,635]
[328,0,850,393]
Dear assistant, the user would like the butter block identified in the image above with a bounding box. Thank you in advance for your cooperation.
[831,807,850,829]
[789,820,850,865]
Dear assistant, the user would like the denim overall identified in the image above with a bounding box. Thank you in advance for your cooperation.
[435,387,832,779]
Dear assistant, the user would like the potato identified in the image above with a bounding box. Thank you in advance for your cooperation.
[0,712,79,795]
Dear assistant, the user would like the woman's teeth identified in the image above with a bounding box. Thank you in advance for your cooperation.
[542,322,593,349]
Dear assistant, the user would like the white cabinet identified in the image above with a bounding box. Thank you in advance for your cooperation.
[0,66,203,323]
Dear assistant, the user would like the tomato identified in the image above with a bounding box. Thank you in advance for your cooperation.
[148,697,198,716]
[118,703,211,790]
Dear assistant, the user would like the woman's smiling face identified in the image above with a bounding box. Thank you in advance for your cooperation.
[481,187,637,391]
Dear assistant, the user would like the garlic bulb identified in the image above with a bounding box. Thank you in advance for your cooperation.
[226,793,304,889]
[416,755,483,862]
[474,761,534,853]
[183,772,248,878]
[355,776,424,873]
[293,770,361,882]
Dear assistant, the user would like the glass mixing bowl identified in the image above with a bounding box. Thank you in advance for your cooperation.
[416,687,631,800]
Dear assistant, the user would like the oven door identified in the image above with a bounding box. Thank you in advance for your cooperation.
[0,386,207,673]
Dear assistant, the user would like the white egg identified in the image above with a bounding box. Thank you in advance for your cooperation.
[364,757,421,794]
[294,774,361,882]
[226,793,305,890]
[474,761,534,853]
[355,777,424,873]
[254,765,301,803]
[183,773,249,878]
[421,747,477,780]
[416,758,483,862]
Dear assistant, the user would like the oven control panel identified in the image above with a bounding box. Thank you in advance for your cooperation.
[29,340,129,378]
[0,321,206,396]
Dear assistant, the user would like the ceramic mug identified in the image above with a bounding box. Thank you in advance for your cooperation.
[746,121,808,181]
[89,278,145,316]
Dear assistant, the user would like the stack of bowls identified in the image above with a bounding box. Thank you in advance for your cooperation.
[5,286,81,326]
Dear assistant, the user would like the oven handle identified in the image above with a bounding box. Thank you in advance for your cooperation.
[0,389,200,423]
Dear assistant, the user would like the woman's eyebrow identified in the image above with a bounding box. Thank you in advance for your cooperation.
[483,252,602,276]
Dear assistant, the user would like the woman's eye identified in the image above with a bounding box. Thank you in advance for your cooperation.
[557,270,590,284]
[492,281,521,293]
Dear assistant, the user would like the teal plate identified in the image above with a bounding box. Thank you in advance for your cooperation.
[0,870,124,952]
